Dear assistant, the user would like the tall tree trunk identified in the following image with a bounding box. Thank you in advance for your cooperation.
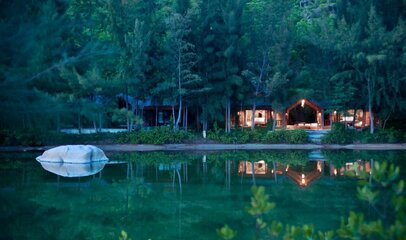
[320,110,324,129]
[98,113,102,131]
[175,44,182,131]
[225,105,228,133]
[272,112,277,131]
[203,118,208,132]
[155,105,158,127]
[172,105,176,128]
[367,78,374,134]
[352,109,357,128]
[251,102,256,130]
[227,100,231,133]
[282,111,287,129]
[78,111,82,134]
[175,95,182,131]
[382,111,391,130]
[125,86,130,132]
[185,106,188,131]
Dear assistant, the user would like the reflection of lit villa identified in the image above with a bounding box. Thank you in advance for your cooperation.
[284,161,324,188]
[238,160,324,188]
[234,98,374,130]
[238,159,372,188]
[330,160,371,177]
[238,160,270,176]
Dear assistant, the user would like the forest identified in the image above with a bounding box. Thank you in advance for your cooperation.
[0,0,405,133]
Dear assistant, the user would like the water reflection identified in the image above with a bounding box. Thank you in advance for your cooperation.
[238,159,372,188]
[38,161,107,177]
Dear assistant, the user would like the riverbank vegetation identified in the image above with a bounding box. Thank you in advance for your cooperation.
[322,123,406,144]
[0,0,405,136]
[1,125,405,146]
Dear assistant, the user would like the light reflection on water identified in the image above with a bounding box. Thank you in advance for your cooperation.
[0,150,405,240]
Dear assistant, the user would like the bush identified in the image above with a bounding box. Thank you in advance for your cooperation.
[0,129,44,146]
[322,123,355,144]
[116,126,193,144]
[322,123,404,144]
[207,128,308,144]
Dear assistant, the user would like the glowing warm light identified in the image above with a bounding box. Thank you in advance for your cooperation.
[334,111,337,115]
[318,112,321,116]
[271,169,274,173]
[285,165,289,171]
[301,179,306,185]
[301,173,305,179]
[301,99,305,108]
[334,169,337,175]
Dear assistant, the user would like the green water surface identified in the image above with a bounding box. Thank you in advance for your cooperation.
[0,150,405,240]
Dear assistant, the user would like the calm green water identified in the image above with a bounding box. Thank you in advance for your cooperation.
[0,150,405,240]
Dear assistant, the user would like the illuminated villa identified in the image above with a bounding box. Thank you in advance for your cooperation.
[235,98,373,130]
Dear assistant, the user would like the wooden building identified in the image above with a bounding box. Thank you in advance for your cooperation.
[234,98,373,130]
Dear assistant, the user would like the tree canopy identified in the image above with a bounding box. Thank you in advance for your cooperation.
[0,0,405,132]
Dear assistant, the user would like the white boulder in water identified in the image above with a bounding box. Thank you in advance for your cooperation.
[36,145,108,164]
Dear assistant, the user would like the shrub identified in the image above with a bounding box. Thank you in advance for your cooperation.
[116,127,193,145]
[322,123,404,144]
[322,123,354,144]
[207,128,308,144]
[263,129,308,144]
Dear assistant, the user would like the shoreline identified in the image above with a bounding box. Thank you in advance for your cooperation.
[0,143,406,152]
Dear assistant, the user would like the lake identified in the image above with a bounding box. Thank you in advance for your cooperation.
[1,150,405,239]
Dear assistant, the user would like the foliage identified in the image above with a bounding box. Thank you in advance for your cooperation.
[322,123,404,144]
[207,128,308,144]
[218,161,406,240]
[216,225,237,240]
[116,126,193,145]
[321,123,355,144]
[0,0,405,133]
[0,129,122,146]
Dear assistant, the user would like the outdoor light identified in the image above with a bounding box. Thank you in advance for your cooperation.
[301,178,306,185]
[301,99,305,108]
[301,173,305,179]
[334,169,337,175]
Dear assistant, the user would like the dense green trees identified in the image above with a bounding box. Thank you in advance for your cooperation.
[0,0,405,132]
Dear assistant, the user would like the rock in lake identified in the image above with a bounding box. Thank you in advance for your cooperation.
[36,145,108,164]
[39,161,107,177]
